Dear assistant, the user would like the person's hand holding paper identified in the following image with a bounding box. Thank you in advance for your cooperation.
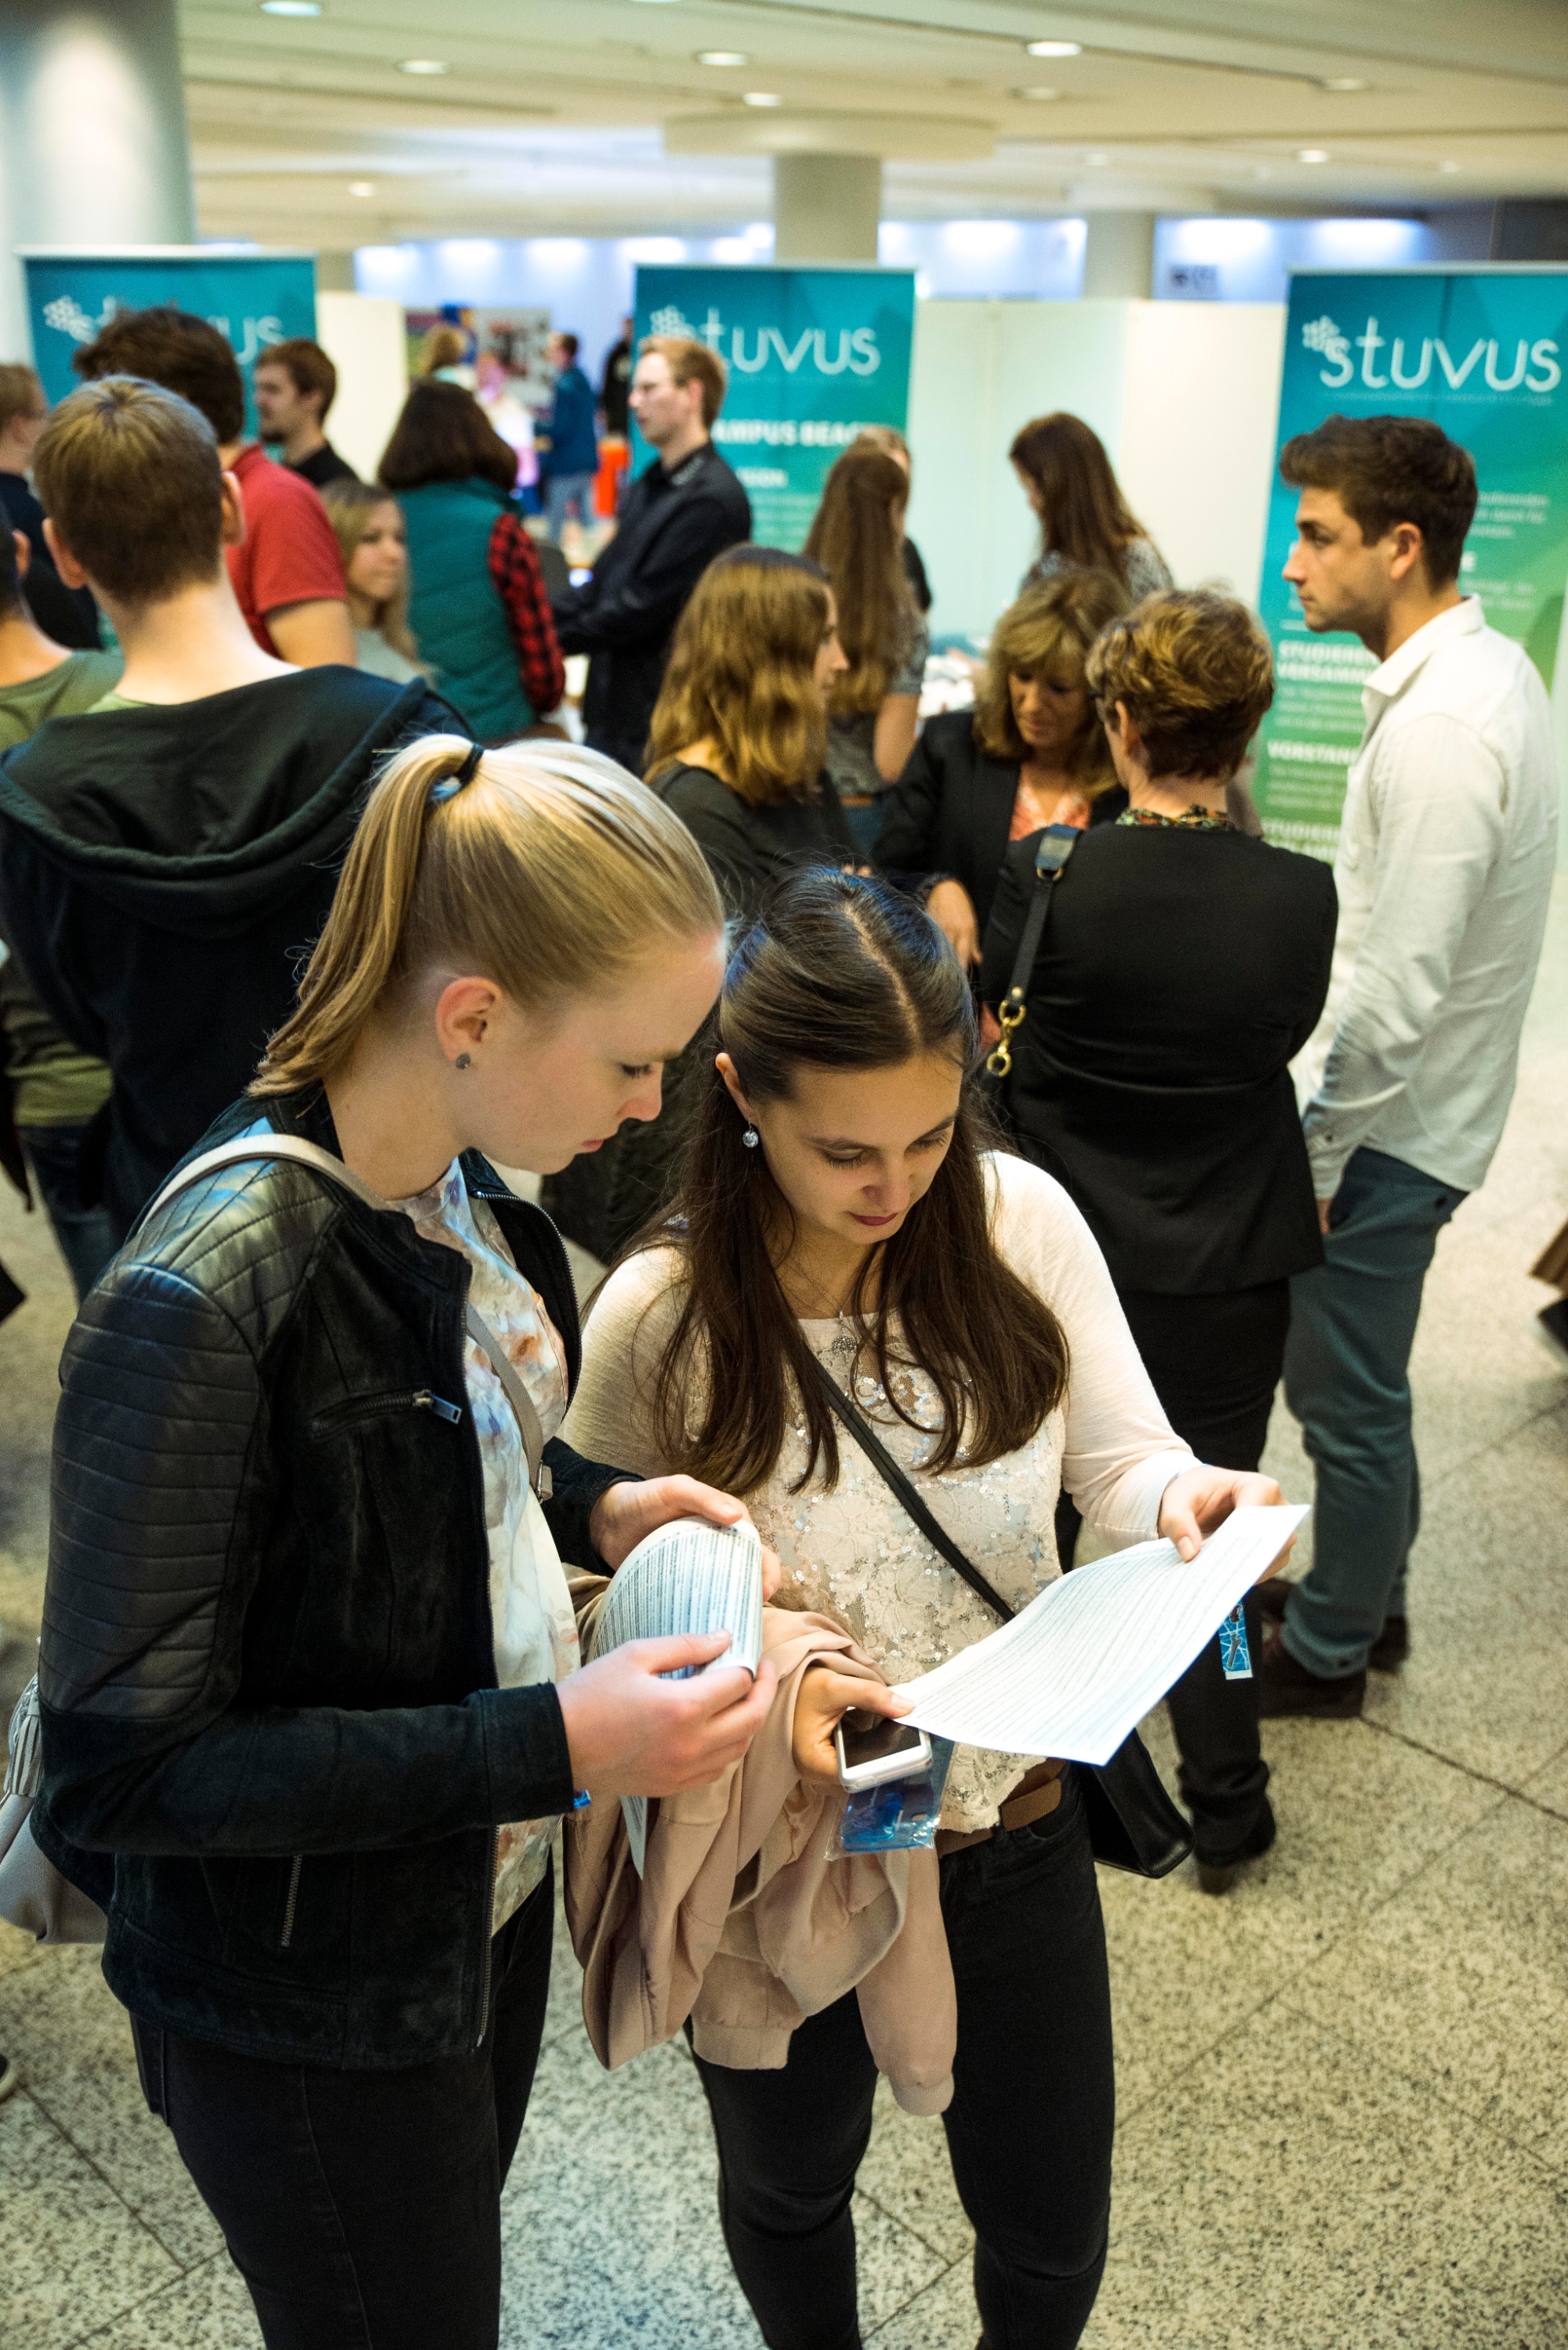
[1156,1464,1297,1575]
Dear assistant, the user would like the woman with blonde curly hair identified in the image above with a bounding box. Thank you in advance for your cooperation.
[875,569,1126,969]
[544,546,856,1260]
[979,589,1338,1891]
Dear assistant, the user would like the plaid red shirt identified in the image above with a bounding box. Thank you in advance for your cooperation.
[486,512,566,717]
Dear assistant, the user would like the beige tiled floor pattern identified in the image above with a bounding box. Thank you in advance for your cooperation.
[1,878,1565,2349]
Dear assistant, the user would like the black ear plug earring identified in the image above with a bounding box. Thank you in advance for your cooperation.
[456,1053,472,1070]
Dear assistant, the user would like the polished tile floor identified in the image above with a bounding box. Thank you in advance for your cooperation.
[2,879,1565,2349]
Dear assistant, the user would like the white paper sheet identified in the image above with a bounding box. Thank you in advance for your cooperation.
[892,1505,1307,1766]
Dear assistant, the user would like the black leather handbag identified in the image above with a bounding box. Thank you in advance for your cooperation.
[815,1363,1194,1880]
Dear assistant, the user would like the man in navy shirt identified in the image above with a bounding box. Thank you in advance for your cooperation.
[543,334,599,544]
[552,336,750,773]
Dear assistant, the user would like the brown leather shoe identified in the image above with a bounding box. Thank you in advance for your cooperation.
[1368,1614,1410,1673]
[1257,1643,1365,1720]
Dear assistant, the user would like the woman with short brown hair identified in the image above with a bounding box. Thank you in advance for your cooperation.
[875,569,1126,969]
[979,589,1338,1887]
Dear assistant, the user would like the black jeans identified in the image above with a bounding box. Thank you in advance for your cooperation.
[131,1862,554,2350]
[21,1120,118,1301]
[691,1771,1114,2350]
[1057,1280,1288,1859]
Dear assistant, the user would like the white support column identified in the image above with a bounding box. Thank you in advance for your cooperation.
[773,154,883,266]
[0,0,195,361]
[1080,212,1156,300]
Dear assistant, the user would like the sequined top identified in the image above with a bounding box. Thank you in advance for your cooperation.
[391,1160,577,1930]
[563,1154,1194,1832]
[1116,804,1236,830]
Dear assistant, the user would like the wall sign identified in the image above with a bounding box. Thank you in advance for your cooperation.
[631,264,916,550]
[1254,266,1568,855]
[21,249,318,433]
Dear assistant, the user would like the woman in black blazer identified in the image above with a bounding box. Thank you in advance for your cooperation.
[979,589,1337,1891]
[874,569,1127,968]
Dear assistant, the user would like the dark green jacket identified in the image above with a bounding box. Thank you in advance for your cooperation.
[397,478,532,743]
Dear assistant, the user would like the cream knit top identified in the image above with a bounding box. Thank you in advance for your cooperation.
[562,1153,1194,1833]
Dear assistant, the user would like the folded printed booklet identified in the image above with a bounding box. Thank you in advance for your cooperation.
[588,1515,764,1875]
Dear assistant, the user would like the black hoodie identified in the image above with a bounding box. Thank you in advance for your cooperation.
[0,666,456,1232]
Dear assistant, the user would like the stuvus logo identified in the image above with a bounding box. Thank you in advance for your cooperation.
[649,301,882,377]
[1302,313,1560,394]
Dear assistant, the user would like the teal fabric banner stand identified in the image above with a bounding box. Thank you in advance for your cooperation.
[1254,265,1568,856]
[21,248,318,434]
[631,265,916,551]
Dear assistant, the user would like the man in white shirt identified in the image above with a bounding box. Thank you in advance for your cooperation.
[1258,413,1558,1719]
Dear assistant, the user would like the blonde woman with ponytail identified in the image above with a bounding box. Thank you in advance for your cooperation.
[33,735,779,2350]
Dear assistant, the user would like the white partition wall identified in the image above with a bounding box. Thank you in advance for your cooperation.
[905,296,1287,641]
[314,291,408,483]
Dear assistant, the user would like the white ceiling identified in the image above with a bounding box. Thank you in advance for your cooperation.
[180,0,1568,247]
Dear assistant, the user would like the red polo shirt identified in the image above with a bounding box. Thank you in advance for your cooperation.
[226,444,348,654]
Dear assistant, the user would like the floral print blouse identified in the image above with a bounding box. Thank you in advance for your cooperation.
[392,1160,576,1930]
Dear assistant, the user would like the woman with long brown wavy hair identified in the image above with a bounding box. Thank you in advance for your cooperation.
[564,869,1281,2350]
[543,545,856,1263]
[1011,412,1173,601]
[876,569,1127,968]
[804,446,929,838]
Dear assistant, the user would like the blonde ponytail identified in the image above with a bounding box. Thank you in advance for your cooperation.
[252,736,721,1094]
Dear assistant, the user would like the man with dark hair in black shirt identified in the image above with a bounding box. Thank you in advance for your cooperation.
[253,338,359,489]
[553,335,749,774]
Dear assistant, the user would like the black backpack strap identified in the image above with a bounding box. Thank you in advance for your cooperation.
[814,1359,1015,1623]
[985,823,1081,1081]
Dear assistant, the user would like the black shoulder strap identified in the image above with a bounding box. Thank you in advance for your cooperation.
[985,823,1080,1081]
[813,1359,1015,1625]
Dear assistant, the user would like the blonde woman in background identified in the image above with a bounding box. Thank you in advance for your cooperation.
[847,423,931,615]
[876,570,1127,969]
[31,736,777,2350]
[321,478,428,685]
[804,446,930,846]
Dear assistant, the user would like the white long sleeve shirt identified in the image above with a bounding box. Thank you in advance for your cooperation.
[1298,597,1558,1199]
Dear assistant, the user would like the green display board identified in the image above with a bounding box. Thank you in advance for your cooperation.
[1254,267,1568,856]
[631,264,916,550]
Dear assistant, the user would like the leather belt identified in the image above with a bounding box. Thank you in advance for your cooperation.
[935,1758,1066,1858]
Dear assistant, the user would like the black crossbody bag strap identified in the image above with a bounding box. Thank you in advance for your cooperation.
[984,823,1080,1081]
[812,1357,1194,1880]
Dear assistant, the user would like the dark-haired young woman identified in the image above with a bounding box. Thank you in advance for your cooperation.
[1010,411,1173,603]
[804,447,929,843]
[564,872,1282,2350]
[379,378,564,741]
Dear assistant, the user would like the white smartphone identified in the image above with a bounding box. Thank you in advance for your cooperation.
[835,1710,933,1790]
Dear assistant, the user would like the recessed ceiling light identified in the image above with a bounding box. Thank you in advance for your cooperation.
[1440,159,1461,173]
[1083,151,1109,166]
[742,91,782,106]
[1014,86,1059,100]
[349,180,375,197]
[1026,40,1082,56]
[1298,148,1330,163]
[697,51,747,65]
[1320,76,1368,91]
[260,2,321,14]
[397,57,449,74]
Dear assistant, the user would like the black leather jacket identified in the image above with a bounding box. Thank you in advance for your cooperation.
[35,1088,630,2067]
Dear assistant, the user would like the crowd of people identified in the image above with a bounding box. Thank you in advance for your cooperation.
[0,300,1558,2350]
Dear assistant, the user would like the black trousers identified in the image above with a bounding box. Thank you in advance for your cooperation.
[130,1863,555,2350]
[691,1771,1114,2350]
[1057,1280,1289,1860]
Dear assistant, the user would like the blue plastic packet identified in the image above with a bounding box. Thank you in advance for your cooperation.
[832,1736,956,1856]
[1219,1607,1253,1681]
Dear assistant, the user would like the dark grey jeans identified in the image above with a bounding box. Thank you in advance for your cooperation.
[1282,1146,1465,1678]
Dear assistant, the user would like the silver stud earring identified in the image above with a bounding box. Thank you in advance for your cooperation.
[742,1125,760,1150]
[455,1052,472,1071]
